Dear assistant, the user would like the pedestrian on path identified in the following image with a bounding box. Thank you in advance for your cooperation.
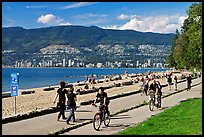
[173,75,178,91]
[186,74,192,91]
[53,81,68,121]
[66,85,77,124]
[167,73,172,90]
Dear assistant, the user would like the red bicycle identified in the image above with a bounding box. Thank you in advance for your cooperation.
[92,103,110,131]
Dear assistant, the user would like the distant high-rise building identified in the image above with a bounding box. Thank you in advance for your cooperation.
[68,59,72,67]
[148,59,151,67]
[96,63,103,68]
[136,61,139,67]
[49,60,53,67]
[62,58,66,67]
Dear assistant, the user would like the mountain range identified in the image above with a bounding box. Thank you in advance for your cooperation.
[2,25,175,66]
[2,25,174,53]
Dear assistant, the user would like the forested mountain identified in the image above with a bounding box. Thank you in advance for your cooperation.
[2,25,174,53]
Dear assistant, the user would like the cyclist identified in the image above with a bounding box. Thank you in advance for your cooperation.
[148,79,160,104]
[92,87,110,116]
[155,80,162,107]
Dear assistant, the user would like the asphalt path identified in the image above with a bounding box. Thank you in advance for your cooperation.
[62,77,202,135]
[2,77,202,135]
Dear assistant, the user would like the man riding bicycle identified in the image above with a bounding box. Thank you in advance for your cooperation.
[148,79,162,107]
[92,87,110,115]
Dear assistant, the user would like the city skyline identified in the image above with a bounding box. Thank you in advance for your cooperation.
[2,2,195,33]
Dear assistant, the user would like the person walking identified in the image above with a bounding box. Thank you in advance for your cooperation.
[187,74,192,91]
[143,78,149,96]
[167,74,172,90]
[53,81,68,121]
[173,75,178,91]
[66,85,77,124]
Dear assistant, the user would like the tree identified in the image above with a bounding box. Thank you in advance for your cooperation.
[168,2,202,70]
[167,29,180,68]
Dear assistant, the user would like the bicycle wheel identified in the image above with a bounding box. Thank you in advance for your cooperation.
[157,98,161,108]
[149,99,154,111]
[104,112,110,127]
[93,113,101,131]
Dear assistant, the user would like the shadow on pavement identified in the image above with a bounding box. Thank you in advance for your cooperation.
[99,123,134,131]
[110,116,131,120]
[75,110,93,112]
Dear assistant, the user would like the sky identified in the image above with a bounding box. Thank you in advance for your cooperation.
[2,2,197,34]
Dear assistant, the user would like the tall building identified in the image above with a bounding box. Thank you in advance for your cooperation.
[136,61,139,67]
[62,58,66,67]
[96,63,103,68]
[68,59,72,67]
[148,59,151,67]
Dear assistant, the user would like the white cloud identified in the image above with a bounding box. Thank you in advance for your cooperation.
[60,2,98,10]
[105,14,188,33]
[59,22,71,26]
[117,14,130,20]
[37,14,71,26]
[75,13,108,19]
[26,5,49,9]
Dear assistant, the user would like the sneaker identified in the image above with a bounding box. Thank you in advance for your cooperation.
[62,117,67,120]
[66,120,70,124]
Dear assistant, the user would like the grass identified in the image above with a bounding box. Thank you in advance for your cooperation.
[115,98,202,135]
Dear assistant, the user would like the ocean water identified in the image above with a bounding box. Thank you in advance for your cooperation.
[2,68,169,92]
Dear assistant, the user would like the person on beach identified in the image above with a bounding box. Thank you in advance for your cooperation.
[53,81,68,121]
[92,87,110,115]
[84,84,89,90]
[66,85,77,124]
[186,74,192,91]
[173,75,178,91]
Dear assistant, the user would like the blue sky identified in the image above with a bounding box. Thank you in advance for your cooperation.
[2,2,196,33]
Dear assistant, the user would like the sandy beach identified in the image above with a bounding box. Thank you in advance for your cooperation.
[2,69,187,118]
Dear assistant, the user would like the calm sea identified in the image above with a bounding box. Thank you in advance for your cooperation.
[2,68,169,92]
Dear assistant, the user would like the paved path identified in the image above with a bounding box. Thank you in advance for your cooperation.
[2,77,202,135]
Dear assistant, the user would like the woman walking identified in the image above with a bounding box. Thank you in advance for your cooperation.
[53,81,68,121]
[66,85,77,124]
[173,75,178,91]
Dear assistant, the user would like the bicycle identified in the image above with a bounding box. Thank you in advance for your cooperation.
[148,90,162,111]
[92,103,110,131]
[149,90,155,111]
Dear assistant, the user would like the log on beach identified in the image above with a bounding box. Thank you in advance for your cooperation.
[122,81,133,86]
[43,87,55,91]
[21,90,35,95]
[2,92,11,98]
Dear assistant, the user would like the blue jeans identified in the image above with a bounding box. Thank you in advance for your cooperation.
[66,105,76,122]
